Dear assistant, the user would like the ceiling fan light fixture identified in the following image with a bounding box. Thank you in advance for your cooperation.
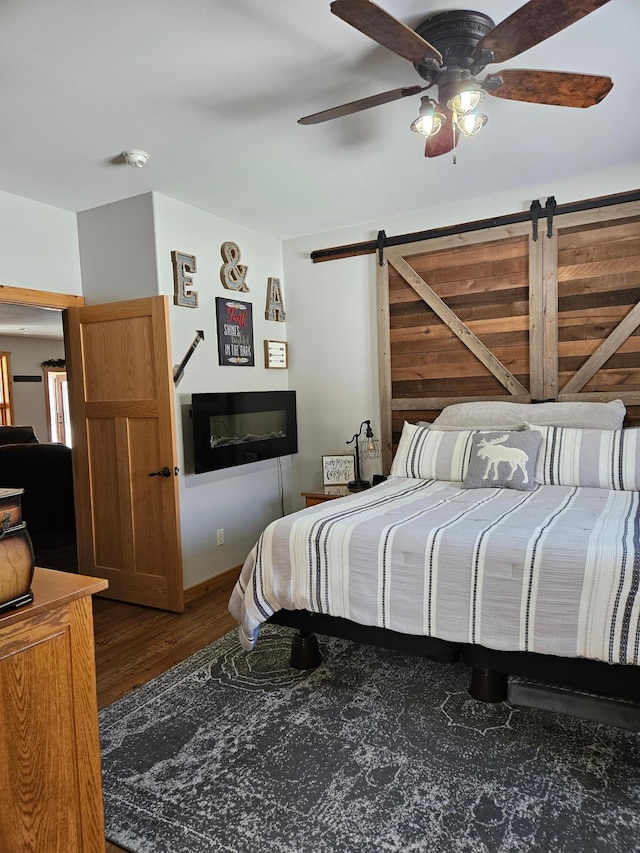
[455,112,487,137]
[303,1,616,160]
[448,88,484,116]
[410,97,446,138]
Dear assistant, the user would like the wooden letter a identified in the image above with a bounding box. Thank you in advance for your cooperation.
[265,277,286,322]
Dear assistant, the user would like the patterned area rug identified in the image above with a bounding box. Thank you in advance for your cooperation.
[100,625,640,853]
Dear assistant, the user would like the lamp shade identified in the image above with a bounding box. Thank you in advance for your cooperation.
[346,420,381,490]
[410,98,446,138]
[362,428,381,459]
[456,112,487,137]
[448,89,483,116]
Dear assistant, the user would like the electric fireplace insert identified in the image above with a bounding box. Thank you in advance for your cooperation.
[192,390,297,473]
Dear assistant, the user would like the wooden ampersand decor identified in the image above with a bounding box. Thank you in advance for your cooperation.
[220,241,250,292]
[172,251,198,308]
[265,277,286,321]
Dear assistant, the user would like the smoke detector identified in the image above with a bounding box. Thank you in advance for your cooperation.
[122,149,149,168]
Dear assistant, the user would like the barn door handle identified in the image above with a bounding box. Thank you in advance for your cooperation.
[149,466,171,478]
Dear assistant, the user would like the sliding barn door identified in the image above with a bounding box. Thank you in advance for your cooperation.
[64,296,184,612]
[553,207,640,418]
[378,198,640,470]
[380,225,534,468]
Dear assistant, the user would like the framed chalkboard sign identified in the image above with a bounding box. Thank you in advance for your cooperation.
[322,454,355,485]
[215,297,254,366]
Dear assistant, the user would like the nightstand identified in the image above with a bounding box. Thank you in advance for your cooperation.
[301,486,351,507]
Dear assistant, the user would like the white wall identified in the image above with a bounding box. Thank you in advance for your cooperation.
[77,193,158,303]
[284,239,382,507]
[0,335,65,440]
[0,188,79,446]
[74,191,291,589]
[151,193,288,588]
[283,163,639,509]
[0,161,630,593]
[0,189,82,294]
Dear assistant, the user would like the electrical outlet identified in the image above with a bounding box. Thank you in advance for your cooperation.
[216,528,224,546]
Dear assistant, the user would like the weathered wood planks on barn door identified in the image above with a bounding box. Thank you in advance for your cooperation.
[557,217,640,392]
[378,200,640,470]
[382,227,533,465]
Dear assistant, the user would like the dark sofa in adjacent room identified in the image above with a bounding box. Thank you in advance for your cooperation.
[0,433,77,572]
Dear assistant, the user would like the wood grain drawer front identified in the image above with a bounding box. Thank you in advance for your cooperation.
[301,488,350,508]
[0,597,105,853]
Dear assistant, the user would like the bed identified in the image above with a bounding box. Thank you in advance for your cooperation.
[229,399,640,708]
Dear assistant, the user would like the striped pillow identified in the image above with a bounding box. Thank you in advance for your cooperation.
[390,421,476,481]
[527,424,640,491]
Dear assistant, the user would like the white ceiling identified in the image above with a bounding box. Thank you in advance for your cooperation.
[0,0,637,242]
[0,304,63,340]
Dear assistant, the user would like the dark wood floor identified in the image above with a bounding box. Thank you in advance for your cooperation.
[93,568,239,853]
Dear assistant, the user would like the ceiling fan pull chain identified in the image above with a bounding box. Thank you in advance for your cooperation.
[452,119,457,166]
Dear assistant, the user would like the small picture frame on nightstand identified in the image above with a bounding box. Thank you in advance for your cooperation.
[264,339,288,369]
[322,454,355,485]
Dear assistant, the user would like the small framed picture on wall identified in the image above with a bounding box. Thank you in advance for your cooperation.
[215,297,254,366]
[264,340,288,369]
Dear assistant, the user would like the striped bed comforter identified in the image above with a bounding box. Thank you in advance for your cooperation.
[228,477,640,666]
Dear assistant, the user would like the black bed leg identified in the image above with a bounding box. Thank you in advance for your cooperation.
[289,630,322,670]
[469,667,508,703]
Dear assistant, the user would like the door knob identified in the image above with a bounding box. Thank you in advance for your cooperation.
[149,467,171,478]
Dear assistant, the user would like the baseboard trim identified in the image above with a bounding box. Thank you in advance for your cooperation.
[184,565,242,605]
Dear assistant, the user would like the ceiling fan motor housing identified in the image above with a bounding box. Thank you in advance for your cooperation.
[413,10,495,87]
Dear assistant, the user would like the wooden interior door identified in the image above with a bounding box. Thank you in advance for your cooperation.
[64,296,184,612]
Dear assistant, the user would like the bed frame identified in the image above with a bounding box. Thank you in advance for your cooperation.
[269,610,640,705]
[271,195,640,713]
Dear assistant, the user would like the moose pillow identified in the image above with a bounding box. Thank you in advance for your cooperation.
[462,430,542,491]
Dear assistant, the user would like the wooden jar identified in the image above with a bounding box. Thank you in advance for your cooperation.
[0,488,35,613]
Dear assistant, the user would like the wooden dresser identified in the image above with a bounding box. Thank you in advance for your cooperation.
[0,568,108,853]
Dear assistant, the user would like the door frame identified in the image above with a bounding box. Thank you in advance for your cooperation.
[0,287,84,433]
[0,285,85,432]
[0,285,85,311]
[0,286,84,563]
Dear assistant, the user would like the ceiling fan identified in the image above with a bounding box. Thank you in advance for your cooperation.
[298,0,614,157]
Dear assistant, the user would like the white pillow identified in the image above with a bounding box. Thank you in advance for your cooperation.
[390,421,476,481]
[431,399,625,431]
[527,423,640,491]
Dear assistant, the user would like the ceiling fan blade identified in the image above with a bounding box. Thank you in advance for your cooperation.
[484,69,613,108]
[425,108,458,158]
[476,0,612,64]
[298,85,427,125]
[330,0,442,64]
